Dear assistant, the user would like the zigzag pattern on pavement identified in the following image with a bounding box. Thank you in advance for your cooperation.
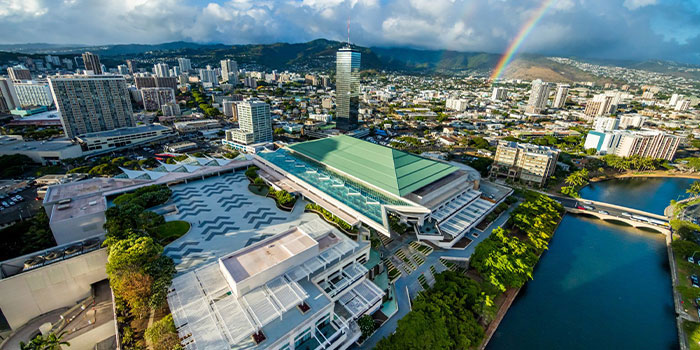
[217,193,254,211]
[244,207,286,229]
[177,200,212,219]
[197,215,241,241]
[171,187,202,202]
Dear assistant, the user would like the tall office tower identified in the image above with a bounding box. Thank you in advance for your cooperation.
[126,60,135,74]
[584,94,616,117]
[552,84,570,109]
[491,87,507,101]
[178,57,192,72]
[7,66,31,82]
[225,100,272,145]
[49,75,134,138]
[82,52,102,74]
[141,87,175,111]
[527,79,551,112]
[117,65,129,75]
[61,58,74,70]
[0,78,20,112]
[171,66,181,77]
[220,59,238,83]
[154,63,169,78]
[669,93,683,107]
[13,81,54,107]
[335,46,361,131]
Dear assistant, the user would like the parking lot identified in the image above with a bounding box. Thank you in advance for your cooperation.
[0,186,43,227]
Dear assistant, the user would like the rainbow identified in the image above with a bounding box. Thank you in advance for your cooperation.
[489,0,557,82]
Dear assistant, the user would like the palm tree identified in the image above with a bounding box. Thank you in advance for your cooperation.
[687,181,700,197]
[19,331,70,350]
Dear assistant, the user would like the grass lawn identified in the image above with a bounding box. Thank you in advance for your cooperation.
[155,220,191,245]
[675,252,700,318]
[684,320,700,350]
[248,184,269,196]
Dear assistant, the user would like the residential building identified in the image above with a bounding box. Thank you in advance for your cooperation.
[491,141,560,186]
[81,52,102,74]
[134,76,178,90]
[178,57,192,72]
[199,66,218,86]
[223,100,239,118]
[675,99,691,112]
[669,93,683,107]
[491,87,507,101]
[224,100,272,148]
[221,59,238,83]
[614,130,681,160]
[526,79,551,113]
[161,102,181,116]
[335,46,361,130]
[592,116,620,132]
[619,114,647,129]
[584,94,616,117]
[7,66,31,82]
[552,84,569,108]
[154,63,170,77]
[141,87,175,111]
[126,59,135,73]
[0,78,19,112]
[13,80,53,107]
[446,98,468,111]
[309,113,332,123]
[49,75,135,138]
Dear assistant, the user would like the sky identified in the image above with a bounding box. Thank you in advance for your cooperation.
[0,0,699,64]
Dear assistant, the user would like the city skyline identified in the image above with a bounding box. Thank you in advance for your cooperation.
[0,0,699,64]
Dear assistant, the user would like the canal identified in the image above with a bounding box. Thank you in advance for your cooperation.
[487,177,695,350]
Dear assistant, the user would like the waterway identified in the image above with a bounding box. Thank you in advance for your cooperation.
[487,177,694,350]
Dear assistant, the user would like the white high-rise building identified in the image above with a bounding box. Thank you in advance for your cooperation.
[552,84,570,109]
[675,99,691,112]
[154,63,170,78]
[491,87,507,101]
[117,65,129,75]
[619,114,647,129]
[177,57,192,72]
[335,46,361,130]
[526,79,551,112]
[669,94,682,107]
[220,59,238,83]
[224,100,272,146]
[199,66,218,86]
[13,81,54,107]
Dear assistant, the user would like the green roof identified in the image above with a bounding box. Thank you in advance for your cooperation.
[287,135,458,197]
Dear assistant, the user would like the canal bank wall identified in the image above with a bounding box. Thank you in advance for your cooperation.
[478,213,565,350]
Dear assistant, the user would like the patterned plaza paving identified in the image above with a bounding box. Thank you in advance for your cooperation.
[162,171,317,273]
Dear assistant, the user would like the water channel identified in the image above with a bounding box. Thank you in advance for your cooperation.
[487,177,695,350]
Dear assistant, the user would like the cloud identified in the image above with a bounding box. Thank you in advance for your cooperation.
[0,0,698,64]
[623,0,658,10]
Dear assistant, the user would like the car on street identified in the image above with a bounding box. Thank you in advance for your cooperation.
[691,274,700,288]
[690,256,696,263]
[621,212,632,217]
[598,210,609,215]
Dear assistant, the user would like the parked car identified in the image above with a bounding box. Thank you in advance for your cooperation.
[691,274,700,288]
[690,256,695,263]
[1,202,8,208]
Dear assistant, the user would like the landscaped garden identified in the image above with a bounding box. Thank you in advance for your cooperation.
[154,221,190,245]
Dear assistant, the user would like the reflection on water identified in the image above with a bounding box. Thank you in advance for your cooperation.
[488,178,683,350]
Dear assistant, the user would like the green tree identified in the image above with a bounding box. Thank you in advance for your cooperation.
[146,314,183,350]
[357,314,375,342]
[19,331,69,350]
[687,181,700,197]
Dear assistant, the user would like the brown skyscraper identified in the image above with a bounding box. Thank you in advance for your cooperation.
[82,52,102,74]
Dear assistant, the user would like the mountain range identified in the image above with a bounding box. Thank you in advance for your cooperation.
[1,39,698,82]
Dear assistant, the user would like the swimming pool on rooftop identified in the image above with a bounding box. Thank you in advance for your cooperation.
[259,149,411,224]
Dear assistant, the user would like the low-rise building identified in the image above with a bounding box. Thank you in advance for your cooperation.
[75,124,176,154]
[0,135,82,164]
[174,119,221,133]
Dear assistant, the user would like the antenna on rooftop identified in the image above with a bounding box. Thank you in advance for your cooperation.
[347,16,351,47]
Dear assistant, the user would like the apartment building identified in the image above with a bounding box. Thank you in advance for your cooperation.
[491,141,560,186]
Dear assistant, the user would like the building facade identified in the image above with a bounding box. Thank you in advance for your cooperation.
[0,78,19,112]
[491,141,560,186]
[552,84,569,109]
[49,75,135,138]
[154,63,170,77]
[224,100,272,147]
[13,81,53,107]
[491,87,507,101]
[141,87,175,111]
[81,52,102,74]
[7,66,31,82]
[585,94,616,116]
[335,47,361,131]
[527,79,552,113]
[220,59,238,83]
